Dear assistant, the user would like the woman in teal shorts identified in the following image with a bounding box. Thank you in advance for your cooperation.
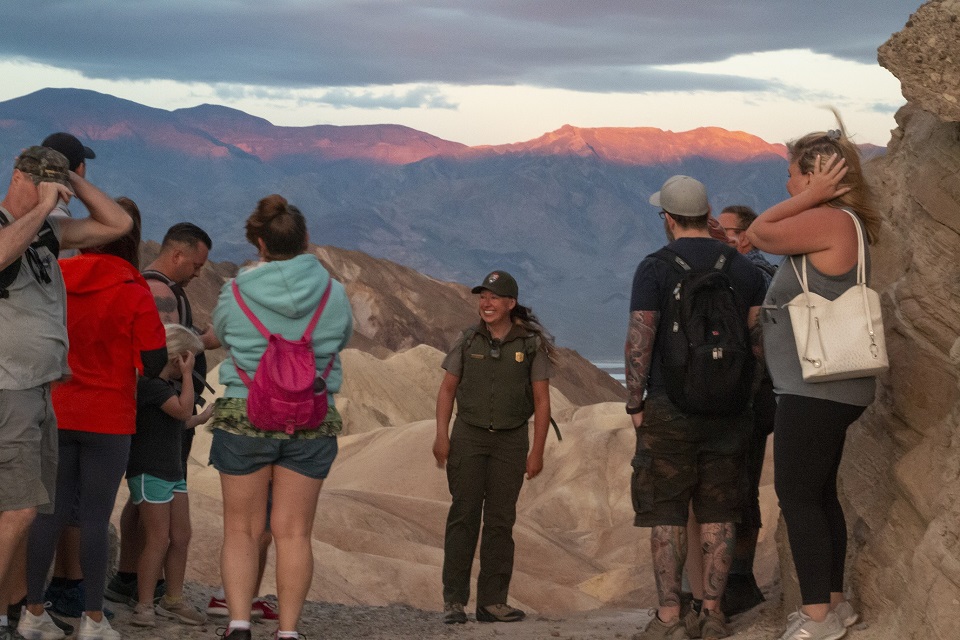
[209,195,353,640]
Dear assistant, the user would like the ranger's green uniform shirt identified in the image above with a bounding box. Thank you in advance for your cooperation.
[441,322,551,430]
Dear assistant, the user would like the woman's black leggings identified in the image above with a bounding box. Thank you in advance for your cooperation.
[773,394,865,605]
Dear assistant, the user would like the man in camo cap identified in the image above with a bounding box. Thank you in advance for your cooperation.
[0,144,131,639]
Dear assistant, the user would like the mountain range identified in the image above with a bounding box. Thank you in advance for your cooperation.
[0,88,880,358]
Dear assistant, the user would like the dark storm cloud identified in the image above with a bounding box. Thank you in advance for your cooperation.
[0,1,916,93]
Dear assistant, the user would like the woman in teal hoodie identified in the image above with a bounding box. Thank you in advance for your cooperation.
[209,194,352,640]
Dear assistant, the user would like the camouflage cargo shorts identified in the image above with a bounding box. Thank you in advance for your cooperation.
[630,392,750,527]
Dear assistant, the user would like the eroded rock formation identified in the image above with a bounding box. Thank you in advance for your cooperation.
[841,2,960,638]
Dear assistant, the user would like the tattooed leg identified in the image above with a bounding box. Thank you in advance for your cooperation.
[700,522,735,611]
[650,525,686,621]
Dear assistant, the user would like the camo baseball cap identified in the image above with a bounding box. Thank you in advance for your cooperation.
[471,270,519,298]
[14,146,71,186]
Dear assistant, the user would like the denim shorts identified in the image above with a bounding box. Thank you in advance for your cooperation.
[209,428,338,480]
[127,474,187,504]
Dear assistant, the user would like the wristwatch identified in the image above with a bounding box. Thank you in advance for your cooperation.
[626,400,645,415]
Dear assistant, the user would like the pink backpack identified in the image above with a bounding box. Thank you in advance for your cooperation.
[231,279,334,434]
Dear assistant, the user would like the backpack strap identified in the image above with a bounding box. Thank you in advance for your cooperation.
[230,279,336,385]
[652,247,691,275]
[0,211,59,299]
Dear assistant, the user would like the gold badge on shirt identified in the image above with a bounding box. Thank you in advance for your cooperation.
[515,352,524,363]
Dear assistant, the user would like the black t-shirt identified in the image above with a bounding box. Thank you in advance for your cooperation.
[128,376,184,482]
[630,237,766,390]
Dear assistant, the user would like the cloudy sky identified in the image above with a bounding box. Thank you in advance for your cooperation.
[0,1,917,146]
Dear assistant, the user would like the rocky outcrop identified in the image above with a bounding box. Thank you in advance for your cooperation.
[878,1,960,123]
[838,3,960,638]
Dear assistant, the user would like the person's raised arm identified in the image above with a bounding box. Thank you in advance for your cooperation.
[625,310,658,428]
[433,372,460,468]
[0,181,71,270]
[58,171,132,250]
[746,154,850,255]
[159,352,197,421]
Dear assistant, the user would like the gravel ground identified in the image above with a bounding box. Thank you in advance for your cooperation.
[48,582,883,640]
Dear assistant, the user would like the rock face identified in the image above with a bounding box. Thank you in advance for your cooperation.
[838,4,960,638]
[878,0,960,123]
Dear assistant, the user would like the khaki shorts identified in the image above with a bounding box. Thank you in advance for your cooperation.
[0,385,58,513]
[630,393,749,527]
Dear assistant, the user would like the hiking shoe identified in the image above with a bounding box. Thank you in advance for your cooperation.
[156,595,207,625]
[680,600,701,639]
[632,612,690,640]
[103,576,136,607]
[77,614,121,640]
[16,609,65,640]
[129,603,155,628]
[833,601,859,627]
[699,608,729,640]
[777,609,846,640]
[442,602,467,624]
[721,573,764,616]
[252,597,278,621]
[476,603,525,622]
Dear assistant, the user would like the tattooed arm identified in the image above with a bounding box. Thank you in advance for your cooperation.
[625,309,658,427]
[148,279,181,325]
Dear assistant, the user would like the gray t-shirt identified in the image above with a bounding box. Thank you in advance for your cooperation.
[761,214,876,407]
[0,208,69,390]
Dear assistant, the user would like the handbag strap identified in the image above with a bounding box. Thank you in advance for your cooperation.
[789,209,867,294]
[788,209,878,354]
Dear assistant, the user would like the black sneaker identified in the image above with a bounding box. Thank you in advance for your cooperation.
[45,581,84,619]
[217,627,253,640]
[6,597,25,625]
[103,575,137,606]
[721,573,764,617]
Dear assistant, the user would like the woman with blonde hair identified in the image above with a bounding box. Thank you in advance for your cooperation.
[745,115,882,640]
[210,195,352,640]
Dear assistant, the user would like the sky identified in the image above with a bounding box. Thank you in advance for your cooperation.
[0,1,918,147]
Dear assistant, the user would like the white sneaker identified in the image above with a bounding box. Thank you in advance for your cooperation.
[17,608,66,640]
[78,613,122,640]
[833,601,859,627]
[778,609,846,640]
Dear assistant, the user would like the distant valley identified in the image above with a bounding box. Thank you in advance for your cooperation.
[0,88,880,359]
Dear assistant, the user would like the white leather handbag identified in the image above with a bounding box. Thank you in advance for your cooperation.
[786,209,889,382]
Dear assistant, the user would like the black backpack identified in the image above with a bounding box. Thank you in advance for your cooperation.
[652,244,754,416]
[0,211,60,299]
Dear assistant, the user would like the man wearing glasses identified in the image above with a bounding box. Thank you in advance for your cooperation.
[717,206,777,285]
[0,145,131,637]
